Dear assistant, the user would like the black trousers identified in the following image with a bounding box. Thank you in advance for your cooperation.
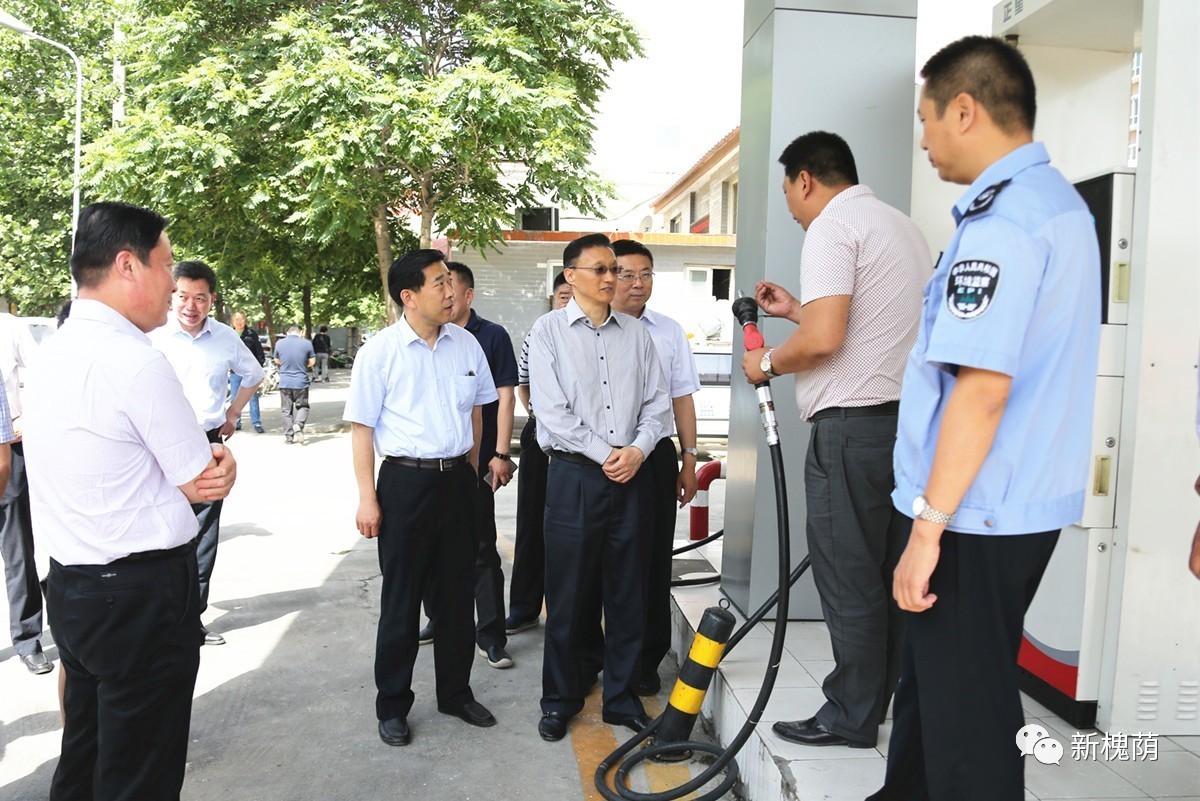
[639,437,680,682]
[374,460,477,721]
[541,457,651,719]
[189,428,225,613]
[508,418,548,624]
[1,441,42,655]
[867,524,1060,801]
[421,474,508,650]
[804,411,906,742]
[48,545,202,801]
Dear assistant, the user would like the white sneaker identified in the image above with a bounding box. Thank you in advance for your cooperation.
[293,423,305,444]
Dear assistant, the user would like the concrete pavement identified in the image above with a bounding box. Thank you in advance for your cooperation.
[0,371,721,801]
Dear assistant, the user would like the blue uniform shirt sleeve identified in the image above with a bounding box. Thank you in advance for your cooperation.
[926,214,1044,377]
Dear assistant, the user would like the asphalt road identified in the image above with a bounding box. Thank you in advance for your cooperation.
[0,370,723,801]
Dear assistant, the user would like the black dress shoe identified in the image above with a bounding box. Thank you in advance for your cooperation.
[538,712,570,742]
[201,626,226,646]
[418,624,434,646]
[440,700,496,728]
[477,644,513,669]
[772,717,874,748]
[20,650,53,675]
[378,717,411,746]
[602,712,653,734]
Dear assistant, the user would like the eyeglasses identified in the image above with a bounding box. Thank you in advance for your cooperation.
[616,271,654,283]
[572,265,623,276]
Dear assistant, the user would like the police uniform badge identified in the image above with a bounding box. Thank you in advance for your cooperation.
[947,260,1000,319]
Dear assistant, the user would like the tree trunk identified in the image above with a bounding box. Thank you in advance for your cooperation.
[260,293,276,350]
[372,203,398,324]
[420,209,433,249]
[302,283,312,337]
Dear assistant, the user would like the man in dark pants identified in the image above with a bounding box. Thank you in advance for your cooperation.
[274,325,315,444]
[611,240,701,695]
[743,131,930,749]
[868,37,1100,800]
[420,261,519,669]
[528,233,669,742]
[506,273,573,635]
[151,260,263,647]
[22,201,237,801]
[345,249,499,747]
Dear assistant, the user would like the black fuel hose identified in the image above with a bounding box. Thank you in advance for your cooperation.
[594,440,805,801]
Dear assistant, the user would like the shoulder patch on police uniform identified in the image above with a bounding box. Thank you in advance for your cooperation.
[946,260,1000,320]
[963,179,1011,218]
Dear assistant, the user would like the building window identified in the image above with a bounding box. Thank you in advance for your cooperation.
[686,266,733,301]
[1131,51,1142,79]
[1127,142,1138,168]
[688,191,697,224]
[542,260,564,298]
[1129,95,1139,128]
[669,214,682,233]
[728,181,738,234]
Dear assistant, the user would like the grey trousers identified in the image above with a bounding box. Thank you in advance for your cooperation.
[1,442,42,656]
[804,409,906,743]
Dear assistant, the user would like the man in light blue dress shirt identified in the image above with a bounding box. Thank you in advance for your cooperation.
[344,249,500,747]
[528,233,670,742]
[868,37,1101,801]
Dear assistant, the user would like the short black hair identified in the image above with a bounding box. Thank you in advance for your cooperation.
[552,271,568,290]
[70,201,168,289]
[612,239,654,266]
[562,233,612,269]
[446,261,474,289]
[778,131,859,186]
[319,325,328,333]
[921,35,1036,133]
[173,260,217,294]
[387,249,446,305]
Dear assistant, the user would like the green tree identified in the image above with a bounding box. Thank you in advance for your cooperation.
[86,0,641,321]
[0,0,116,313]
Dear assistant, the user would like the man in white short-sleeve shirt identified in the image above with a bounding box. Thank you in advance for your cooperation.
[742,131,931,750]
[151,259,262,646]
[22,201,236,801]
[344,249,499,747]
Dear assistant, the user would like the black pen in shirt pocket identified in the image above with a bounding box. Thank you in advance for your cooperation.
[468,371,475,376]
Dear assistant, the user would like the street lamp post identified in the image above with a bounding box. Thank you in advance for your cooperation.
[0,8,83,252]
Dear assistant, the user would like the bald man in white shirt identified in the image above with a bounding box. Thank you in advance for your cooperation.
[22,201,236,801]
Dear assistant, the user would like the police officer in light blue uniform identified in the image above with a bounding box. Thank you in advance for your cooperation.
[868,37,1101,801]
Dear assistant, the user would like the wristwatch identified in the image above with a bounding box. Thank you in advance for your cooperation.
[681,447,699,458]
[759,348,777,378]
[494,452,513,462]
[912,495,955,525]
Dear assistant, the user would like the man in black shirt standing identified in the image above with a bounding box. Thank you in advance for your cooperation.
[230,311,266,433]
[312,325,332,383]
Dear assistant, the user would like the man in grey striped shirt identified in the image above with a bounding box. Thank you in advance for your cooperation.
[528,233,670,742]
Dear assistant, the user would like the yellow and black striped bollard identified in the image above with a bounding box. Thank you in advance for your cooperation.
[653,606,735,760]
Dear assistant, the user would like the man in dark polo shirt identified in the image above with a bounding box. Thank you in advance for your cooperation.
[420,262,520,669]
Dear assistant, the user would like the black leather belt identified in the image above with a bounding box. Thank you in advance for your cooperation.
[384,454,469,471]
[550,450,598,467]
[810,400,900,422]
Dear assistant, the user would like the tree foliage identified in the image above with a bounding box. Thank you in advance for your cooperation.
[0,0,115,313]
[89,0,641,323]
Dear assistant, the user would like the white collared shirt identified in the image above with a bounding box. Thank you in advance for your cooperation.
[150,316,265,430]
[638,307,701,436]
[21,299,215,566]
[0,312,38,419]
[343,314,498,459]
